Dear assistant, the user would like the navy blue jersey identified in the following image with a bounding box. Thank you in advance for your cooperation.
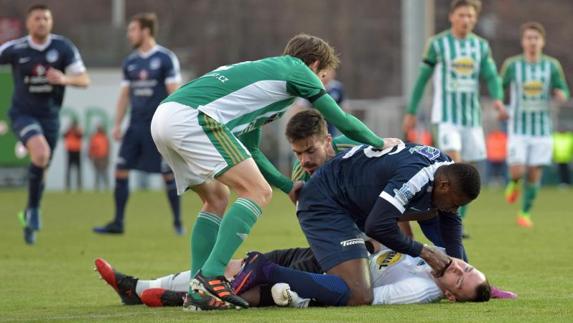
[122,45,180,124]
[0,35,86,119]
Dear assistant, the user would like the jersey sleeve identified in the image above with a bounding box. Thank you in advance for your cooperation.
[290,160,308,182]
[120,59,130,87]
[550,59,570,99]
[63,40,86,75]
[332,135,361,152]
[372,277,443,305]
[406,38,438,115]
[164,51,182,85]
[479,41,503,100]
[239,128,294,193]
[286,63,327,102]
[0,41,15,65]
[500,58,514,89]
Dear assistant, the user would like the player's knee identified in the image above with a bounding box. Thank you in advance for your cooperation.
[347,289,373,306]
[254,183,273,207]
[115,169,129,179]
[31,149,51,167]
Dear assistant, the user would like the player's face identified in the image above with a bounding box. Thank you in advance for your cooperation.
[435,258,486,301]
[431,183,471,213]
[290,134,333,174]
[522,29,545,56]
[127,21,144,48]
[449,6,477,37]
[26,9,53,40]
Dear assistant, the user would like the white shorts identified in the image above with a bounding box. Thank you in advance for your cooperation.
[151,102,251,194]
[436,123,486,162]
[507,135,553,166]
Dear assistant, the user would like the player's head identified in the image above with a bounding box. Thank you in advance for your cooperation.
[435,257,491,302]
[521,22,545,56]
[432,163,481,213]
[283,34,340,82]
[26,4,53,40]
[449,0,481,36]
[285,110,334,175]
[128,13,158,48]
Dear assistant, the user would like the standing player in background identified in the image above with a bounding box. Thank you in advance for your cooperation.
[0,4,89,245]
[93,13,183,235]
[402,0,508,233]
[151,34,396,310]
[501,22,569,228]
[323,69,345,136]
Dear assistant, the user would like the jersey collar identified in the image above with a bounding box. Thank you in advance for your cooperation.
[137,45,159,59]
[27,34,53,51]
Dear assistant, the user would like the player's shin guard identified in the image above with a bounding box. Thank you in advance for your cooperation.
[27,164,45,210]
[113,177,129,225]
[200,198,261,277]
[191,212,221,277]
[164,178,181,226]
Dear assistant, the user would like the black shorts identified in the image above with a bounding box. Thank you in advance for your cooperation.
[117,123,169,173]
[263,247,322,274]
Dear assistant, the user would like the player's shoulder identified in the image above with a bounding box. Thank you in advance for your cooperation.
[502,55,522,66]
[430,30,450,42]
[50,34,78,49]
[542,54,562,67]
[155,45,178,60]
[0,36,28,52]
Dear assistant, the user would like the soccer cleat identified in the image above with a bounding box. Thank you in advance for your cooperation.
[183,283,232,311]
[271,283,310,308]
[505,180,521,204]
[193,271,249,308]
[23,227,36,245]
[18,208,41,231]
[491,286,518,299]
[516,212,533,228]
[93,221,124,234]
[174,223,185,236]
[94,258,141,305]
[232,251,272,295]
[140,288,186,307]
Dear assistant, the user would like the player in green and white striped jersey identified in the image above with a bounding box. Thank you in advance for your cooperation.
[501,22,569,228]
[151,34,398,311]
[402,0,508,229]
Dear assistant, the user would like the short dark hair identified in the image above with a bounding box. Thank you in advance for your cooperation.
[521,21,546,39]
[131,13,158,37]
[443,163,481,200]
[471,280,491,302]
[283,34,340,72]
[285,110,328,143]
[450,0,482,15]
[27,4,50,15]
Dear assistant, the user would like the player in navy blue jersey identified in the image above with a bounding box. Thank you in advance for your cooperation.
[234,142,483,306]
[0,4,90,245]
[92,13,183,235]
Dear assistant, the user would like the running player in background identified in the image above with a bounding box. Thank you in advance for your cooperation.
[0,4,90,245]
[151,34,397,310]
[501,22,569,228]
[402,0,508,232]
[93,13,183,235]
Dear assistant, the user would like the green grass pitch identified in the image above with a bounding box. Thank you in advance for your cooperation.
[1,187,572,322]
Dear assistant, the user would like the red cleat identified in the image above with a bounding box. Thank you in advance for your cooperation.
[94,258,141,305]
[141,288,186,307]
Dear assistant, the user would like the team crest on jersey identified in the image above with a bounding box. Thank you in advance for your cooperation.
[46,49,59,63]
[523,80,544,97]
[451,56,475,76]
[139,69,148,80]
[375,251,402,269]
[150,58,161,70]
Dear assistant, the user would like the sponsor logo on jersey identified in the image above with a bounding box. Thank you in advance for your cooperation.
[150,58,161,70]
[375,251,402,269]
[451,56,475,76]
[523,80,544,97]
[139,69,148,80]
[394,185,414,205]
[18,57,31,64]
[127,64,136,71]
[46,49,59,63]
[340,238,365,247]
[34,64,46,76]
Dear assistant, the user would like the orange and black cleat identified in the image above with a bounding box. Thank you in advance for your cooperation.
[192,270,249,309]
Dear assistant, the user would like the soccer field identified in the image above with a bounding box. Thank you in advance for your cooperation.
[1,188,572,322]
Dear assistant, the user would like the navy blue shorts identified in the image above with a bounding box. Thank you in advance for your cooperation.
[296,183,369,272]
[117,123,169,173]
[10,113,60,152]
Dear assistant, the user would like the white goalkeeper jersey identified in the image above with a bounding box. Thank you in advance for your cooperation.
[369,245,443,305]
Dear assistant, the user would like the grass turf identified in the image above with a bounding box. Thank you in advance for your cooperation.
[1,188,572,322]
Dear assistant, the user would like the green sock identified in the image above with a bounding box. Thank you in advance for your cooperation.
[190,212,221,277]
[459,204,469,220]
[201,198,261,277]
[521,183,540,215]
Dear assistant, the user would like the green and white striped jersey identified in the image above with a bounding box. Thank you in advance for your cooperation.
[501,55,569,136]
[422,30,501,127]
[163,55,325,136]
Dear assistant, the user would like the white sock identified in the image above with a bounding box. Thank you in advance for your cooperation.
[135,270,191,296]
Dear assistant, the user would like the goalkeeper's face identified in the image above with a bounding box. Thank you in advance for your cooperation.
[290,134,334,175]
[26,9,52,40]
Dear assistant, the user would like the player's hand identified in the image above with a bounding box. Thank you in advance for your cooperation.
[402,114,417,134]
[554,89,567,104]
[112,125,122,141]
[288,181,304,204]
[46,68,67,85]
[419,244,452,277]
[493,100,509,121]
[382,138,403,150]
